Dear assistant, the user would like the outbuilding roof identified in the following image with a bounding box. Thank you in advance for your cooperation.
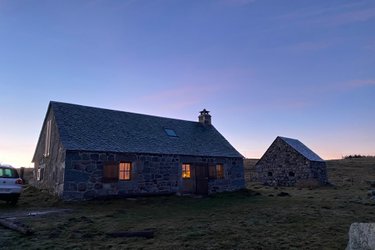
[279,136,324,162]
[45,101,243,158]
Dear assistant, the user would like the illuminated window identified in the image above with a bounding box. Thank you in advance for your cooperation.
[216,164,224,179]
[44,120,51,157]
[119,162,132,180]
[182,164,191,179]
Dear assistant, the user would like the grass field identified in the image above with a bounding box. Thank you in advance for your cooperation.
[1,158,375,249]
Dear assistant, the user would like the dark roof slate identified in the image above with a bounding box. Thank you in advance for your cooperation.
[279,136,324,162]
[50,101,243,158]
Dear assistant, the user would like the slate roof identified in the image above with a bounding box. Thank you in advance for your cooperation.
[278,136,324,162]
[45,101,243,158]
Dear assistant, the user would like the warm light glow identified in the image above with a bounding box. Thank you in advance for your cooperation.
[119,162,131,180]
[182,164,191,178]
[216,164,224,179]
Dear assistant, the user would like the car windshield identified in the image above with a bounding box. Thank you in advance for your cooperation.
[0,167,19,178]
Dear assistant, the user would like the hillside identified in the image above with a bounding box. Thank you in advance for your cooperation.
[1,158,374,249]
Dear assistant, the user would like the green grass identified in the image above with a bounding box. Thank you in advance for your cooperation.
[1,158,375,249]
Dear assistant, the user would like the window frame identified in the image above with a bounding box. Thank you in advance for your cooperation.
[216,164,225,179]
[37,168,41,181]
[119,162,132,181]
[164,128,178,137]
[0,167,19,178]
[36,165,45,181]
[209,164,225,179]
[182,164,191,179]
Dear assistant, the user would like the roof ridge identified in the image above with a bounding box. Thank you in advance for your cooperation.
[50,101,201,125]
[278,136,324,162]
[277,136,298,141]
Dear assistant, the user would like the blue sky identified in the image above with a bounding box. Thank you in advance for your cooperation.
[0,0,374,167]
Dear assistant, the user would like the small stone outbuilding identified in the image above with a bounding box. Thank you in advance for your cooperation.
[32,102,245,200]
[255,136,328,186]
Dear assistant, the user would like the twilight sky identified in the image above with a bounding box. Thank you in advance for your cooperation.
[0,0,374,167]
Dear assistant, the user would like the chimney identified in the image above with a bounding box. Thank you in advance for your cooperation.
[198,109,211,125]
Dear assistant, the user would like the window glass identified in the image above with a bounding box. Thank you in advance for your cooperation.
[119,162,132,180]
[0,168,19,178]
[164,128,177,137]
[216,164,224,179]
[37,168,41,181]
[182,164,191,178]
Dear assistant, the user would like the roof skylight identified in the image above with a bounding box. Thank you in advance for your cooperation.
[164,128,177,137]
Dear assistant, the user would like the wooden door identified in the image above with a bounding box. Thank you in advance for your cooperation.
[195,164,208,195]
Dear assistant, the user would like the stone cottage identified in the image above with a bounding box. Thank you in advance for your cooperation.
[32,102,245,200]
[255,136,328,186]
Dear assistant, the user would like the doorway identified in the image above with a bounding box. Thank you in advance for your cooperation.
[194,164,209,195]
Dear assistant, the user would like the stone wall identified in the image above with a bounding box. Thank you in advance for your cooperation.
[33,108,66,196]
[63,151,245,200]
[208,157,245,193]
[309,161,328,185]
[255,137,328,186]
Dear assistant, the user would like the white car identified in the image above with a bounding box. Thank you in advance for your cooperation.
[0,165,23,205]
